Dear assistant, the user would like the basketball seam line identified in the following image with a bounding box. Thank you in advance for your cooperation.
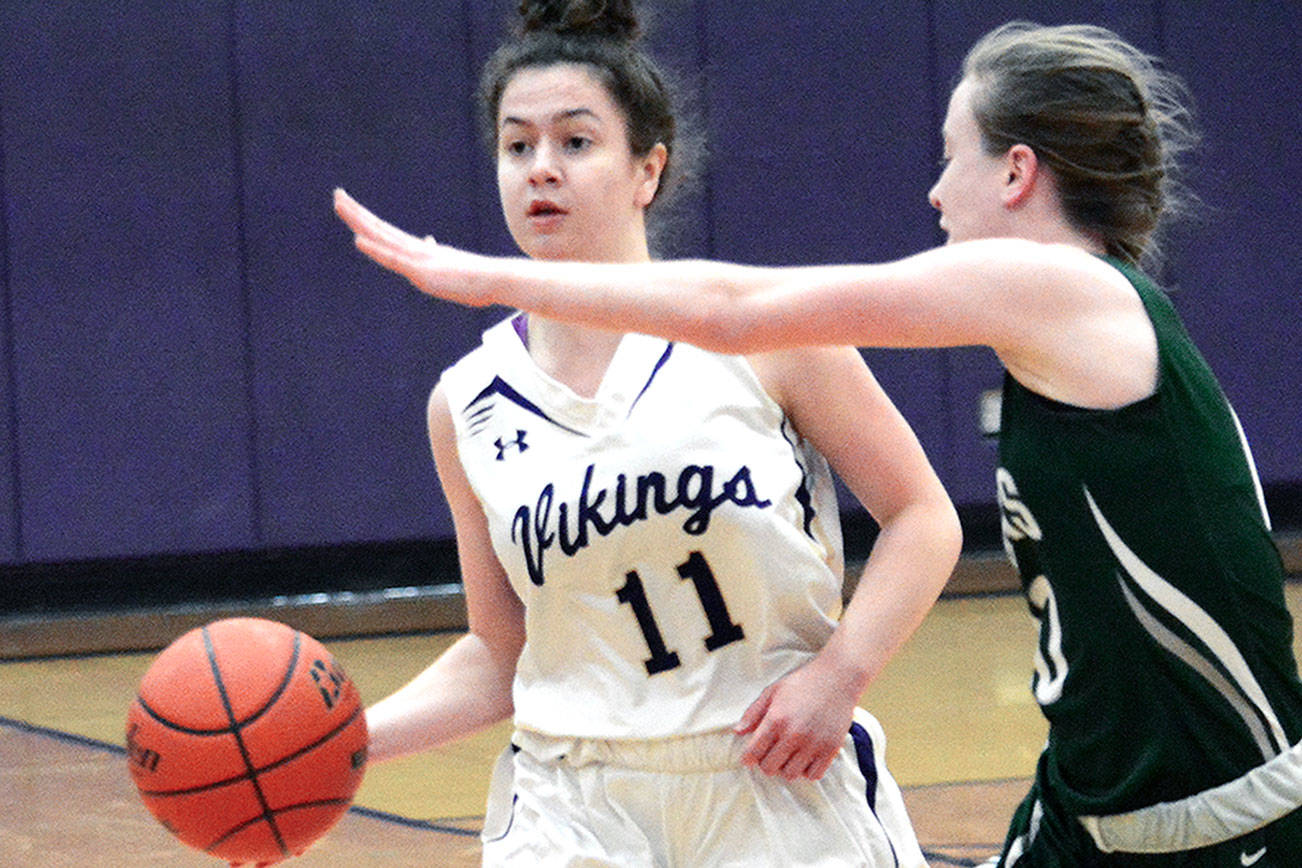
[202,797,358,853]
[136,704,365,797]
[202,623,294,857]
[134,627,305,736]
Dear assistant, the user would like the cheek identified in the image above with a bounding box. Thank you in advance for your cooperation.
[496,160,516,196]
[496,167,526,235]
[497,163,529,213]
[941,164,982,208]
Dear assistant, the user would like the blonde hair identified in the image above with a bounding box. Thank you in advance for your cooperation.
[962,22,1199,268]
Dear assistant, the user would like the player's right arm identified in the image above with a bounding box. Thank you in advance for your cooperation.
[364,383,524,764]
[336,190,1154,409]
[335,189,1054,352]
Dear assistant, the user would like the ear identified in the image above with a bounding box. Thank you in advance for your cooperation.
[1002,144,1039,209]
[634,143,669,208]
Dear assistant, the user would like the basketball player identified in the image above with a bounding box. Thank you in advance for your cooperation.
[338,20,1302,866]
[356,2,959,865]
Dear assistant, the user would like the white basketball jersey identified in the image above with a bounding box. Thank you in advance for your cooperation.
[438,315,845,739]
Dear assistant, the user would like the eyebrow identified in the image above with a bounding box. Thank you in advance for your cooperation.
[500,107,602,129]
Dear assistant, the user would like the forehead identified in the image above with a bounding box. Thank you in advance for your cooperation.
[942,77,981,140]
[499,63,619,124]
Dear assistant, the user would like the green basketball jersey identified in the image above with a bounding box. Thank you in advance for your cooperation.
[996,257,1302,819]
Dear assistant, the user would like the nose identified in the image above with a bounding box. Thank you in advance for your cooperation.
[528,142,560,187]
[927,178,942,212]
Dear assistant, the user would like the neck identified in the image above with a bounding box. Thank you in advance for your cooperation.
[526,235,650,342]
[1037,220,1106,254]
[527,315,623,349]
[539,230,653,265]
[525,316,624,399]
[1009,202,1107,256]
[1011,176,1108,255]
[521,242,648,397]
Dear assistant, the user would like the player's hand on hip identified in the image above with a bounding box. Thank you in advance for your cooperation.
[333,188,496,308]
[734,659,857,782]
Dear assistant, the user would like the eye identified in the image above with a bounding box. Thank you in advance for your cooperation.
[503,139,531,157]
[564,135,592,152]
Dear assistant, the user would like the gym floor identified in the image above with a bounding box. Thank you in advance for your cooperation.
[4,581,1300,866]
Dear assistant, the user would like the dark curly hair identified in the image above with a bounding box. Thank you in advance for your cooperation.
[479,0,686,211]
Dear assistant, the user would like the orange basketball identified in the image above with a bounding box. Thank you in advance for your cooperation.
[125,617,368,863]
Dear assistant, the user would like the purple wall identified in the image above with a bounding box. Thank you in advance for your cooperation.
[0,0,1298,569]
[3,2,256,563]
[1162,2,1302,485]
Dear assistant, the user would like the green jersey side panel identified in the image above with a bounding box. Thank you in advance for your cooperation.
[996,258,1302,817]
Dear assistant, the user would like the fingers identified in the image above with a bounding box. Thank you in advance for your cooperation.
[739,711,843,781]
[739,722,778,769]
[333,188,386,237]
[745,730,840,781]
[333,187,375,234]
[736,678,849,781]
[331,187,494,308]
[333,188,427,253]
[807,750,838,781]
[733,685,773,736]
[354,233,419,278]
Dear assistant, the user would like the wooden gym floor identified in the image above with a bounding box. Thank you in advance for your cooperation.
[4,578,1301,866]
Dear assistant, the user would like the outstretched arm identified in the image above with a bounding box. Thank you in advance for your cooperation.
[335,188,1102,357]
[337,189,1158,407]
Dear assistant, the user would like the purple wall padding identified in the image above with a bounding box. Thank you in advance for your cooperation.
[1162,4,1302,486]
[0,140,14,562]
[697,2,956,499]
[2,1,257,562]
[0,0,1296,566]
[232,1,488,548]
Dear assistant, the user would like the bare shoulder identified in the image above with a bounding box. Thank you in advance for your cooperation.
[745,345,873,411]
[425,382,465,473]
[939,238,1133,303]
[426,381,453,428]
[856,239,1140,353]
[983,244,1156,407]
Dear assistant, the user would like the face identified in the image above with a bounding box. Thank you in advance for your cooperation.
[496,63,664,262]
[928,77,1015,244]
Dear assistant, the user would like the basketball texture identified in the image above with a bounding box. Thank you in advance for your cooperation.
[125,617,368,862]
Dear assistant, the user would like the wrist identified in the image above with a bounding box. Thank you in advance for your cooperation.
[814,634,877,697]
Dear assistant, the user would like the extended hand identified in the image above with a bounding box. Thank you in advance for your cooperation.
[333,188,495,308]
[734,656,859,781]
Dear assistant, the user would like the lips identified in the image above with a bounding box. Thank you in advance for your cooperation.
[527,200,566,218]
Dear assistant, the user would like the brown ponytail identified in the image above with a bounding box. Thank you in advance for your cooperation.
[962,22,1199,268]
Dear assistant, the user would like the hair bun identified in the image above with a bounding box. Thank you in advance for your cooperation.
[518,0,640,41]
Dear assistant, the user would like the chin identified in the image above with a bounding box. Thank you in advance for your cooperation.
[528,244,580,262]
[512,235,570,262]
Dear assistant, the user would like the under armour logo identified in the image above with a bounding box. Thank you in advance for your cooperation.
[495,430,529,461]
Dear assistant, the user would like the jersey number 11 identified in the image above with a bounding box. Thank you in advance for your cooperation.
[616,551,746,675]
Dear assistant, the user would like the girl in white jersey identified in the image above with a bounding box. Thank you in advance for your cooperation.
[339,18,1302,867]
[359,2,960,866]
